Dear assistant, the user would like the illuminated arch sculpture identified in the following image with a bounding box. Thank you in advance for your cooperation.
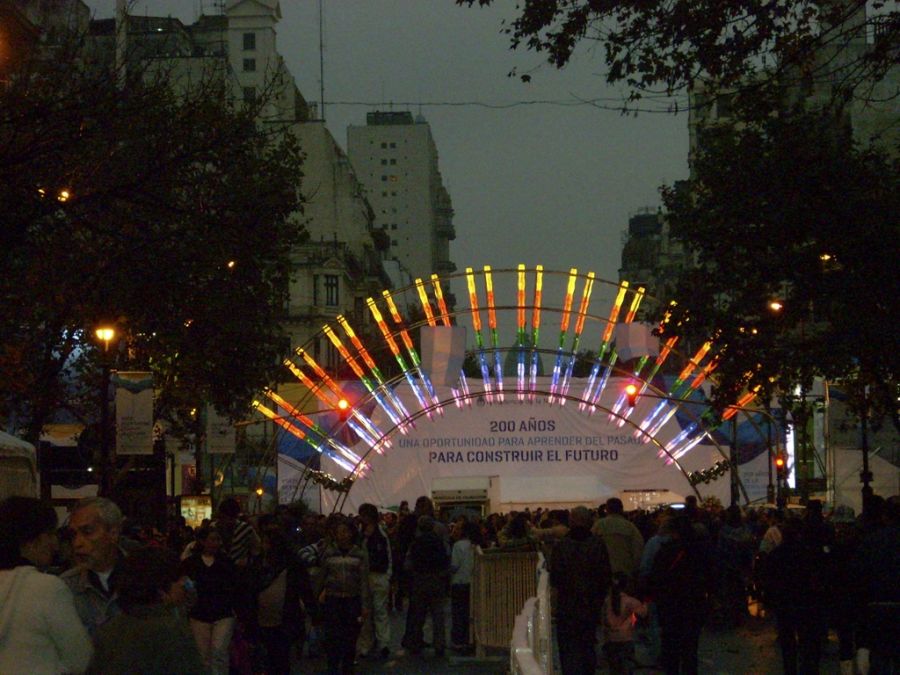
[252,266,779,510]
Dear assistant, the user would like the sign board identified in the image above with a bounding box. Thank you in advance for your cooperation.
[114,371,154,455]
[272,377,773,512]
[206,408,236,454]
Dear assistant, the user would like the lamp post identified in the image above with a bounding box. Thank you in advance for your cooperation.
[860,384,873,515]
[95,326,116,496]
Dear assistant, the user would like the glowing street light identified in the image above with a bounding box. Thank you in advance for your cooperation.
[95,326,116,351]
[94,324,117,495]
[768,299,784,313]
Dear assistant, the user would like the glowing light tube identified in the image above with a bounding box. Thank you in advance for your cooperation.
[484,266,504,402]
[589,347,619,413]
[614,335,679,428]
[663,421,699,459]
[430,274,452,328]
[383,290,443,412]
[638,341,713,439]
[263,387,384,458]
[336,316,413,427]
[580,282,629,411]
[466,267,494,403]
[253,400,361,474]
[609,354,649,424]
[323,325,408,434]
[624,286,646,323]
[368,298,433,420]
[670,430,710,462]
[560,272,595,404]
[427,275,469,405]
[415,278,437,327]
[284,356,389,452]
[722,386,761,421]
[517,264,527,401]
[549,268,578,403]
[530,265,544,400]
[646,359,719,444]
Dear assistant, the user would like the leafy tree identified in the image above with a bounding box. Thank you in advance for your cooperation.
[660,110,899,421]
[0,25,306,444]
[460,0,898,108]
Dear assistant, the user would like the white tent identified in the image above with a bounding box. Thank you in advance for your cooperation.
[0,430,38,499]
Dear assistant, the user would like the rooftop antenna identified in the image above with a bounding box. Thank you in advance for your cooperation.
[319,0,326,121]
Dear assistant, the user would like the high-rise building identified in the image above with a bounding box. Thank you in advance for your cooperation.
[84,0,390,360]
[347,111,456,286]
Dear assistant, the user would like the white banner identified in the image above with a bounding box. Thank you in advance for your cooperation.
[309,377,767,512]
[277,454,321,512]
[206,408,236,454]
[114,371,154,456]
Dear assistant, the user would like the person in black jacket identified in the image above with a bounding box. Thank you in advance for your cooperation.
[760,517,830,675]
[402,515,450,657]
[549,506,612,675]
[181,526,240,675]
[648,514,715,675]
[357,504,392,659]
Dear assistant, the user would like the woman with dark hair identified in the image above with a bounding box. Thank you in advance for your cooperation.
[182,525,240,675]
[0,496,93,674]
[498,512,539,551]
[86,547,204,674]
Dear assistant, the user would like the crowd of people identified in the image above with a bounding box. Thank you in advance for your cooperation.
[0,491,897,674]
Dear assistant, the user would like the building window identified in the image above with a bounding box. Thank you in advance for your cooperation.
[243,87,257,103]
[389,158,397,165]
[381,175,387,182]
[243,58,256,72]
[389,142,396,148]
[389,175,398,182]
[243,32,256,50]
[381,159,387,165]
[381,142,387,149]
[390,224,398,230]
[326,342,339,371]
[324,274,339,306]
[391,239,398,246]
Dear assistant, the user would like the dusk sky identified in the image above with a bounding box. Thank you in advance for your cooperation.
[89,1,689,286]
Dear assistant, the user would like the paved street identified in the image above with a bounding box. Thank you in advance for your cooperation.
[300,604,849,674]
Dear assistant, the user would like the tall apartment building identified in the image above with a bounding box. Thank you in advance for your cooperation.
[347,111,457,287]
[87,0,388,363]
[618,209,692,320]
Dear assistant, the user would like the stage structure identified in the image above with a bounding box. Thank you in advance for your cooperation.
[250,266,781,512]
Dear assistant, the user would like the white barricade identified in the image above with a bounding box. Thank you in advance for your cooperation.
[510,553,554,675]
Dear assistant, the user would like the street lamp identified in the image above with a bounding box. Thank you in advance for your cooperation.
[96,327,115,349]
[95,325,116,495]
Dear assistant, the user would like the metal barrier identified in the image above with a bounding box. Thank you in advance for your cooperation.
[471,547,541,657]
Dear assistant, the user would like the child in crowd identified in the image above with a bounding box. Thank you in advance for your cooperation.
[602,572,647,674]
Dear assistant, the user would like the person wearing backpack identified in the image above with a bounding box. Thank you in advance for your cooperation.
[648,514,714,675]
